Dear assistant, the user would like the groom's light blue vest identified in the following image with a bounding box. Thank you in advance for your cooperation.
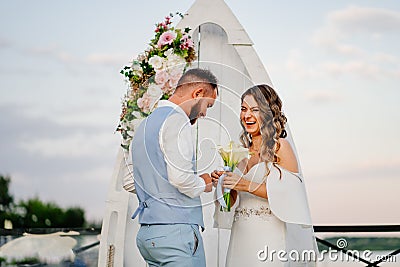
[131,106,204,228]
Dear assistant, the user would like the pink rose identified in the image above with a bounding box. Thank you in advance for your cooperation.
[180,35,194,49]
[168,70,182,89]
[155,70,169,86]
[137,93,151,113]
[157,31,177,48]
[161,83,172,94]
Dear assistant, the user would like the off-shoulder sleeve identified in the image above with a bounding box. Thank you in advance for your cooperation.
[266,166,313,225]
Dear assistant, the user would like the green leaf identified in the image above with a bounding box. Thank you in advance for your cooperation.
[121,144,130,151]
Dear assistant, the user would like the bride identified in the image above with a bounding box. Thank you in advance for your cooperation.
[212,84,318,266]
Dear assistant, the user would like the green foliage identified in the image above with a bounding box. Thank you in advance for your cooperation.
[19,197,64,227]
[0,174,13,211]
[0,174,15,229]
[63,207,86,227]
[0,174,87,228]
[117,12,196,151]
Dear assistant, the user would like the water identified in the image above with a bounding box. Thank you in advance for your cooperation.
[0,235,99,267]
[72,236,99,267]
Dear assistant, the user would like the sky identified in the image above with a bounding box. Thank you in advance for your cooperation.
[0,0,399,225]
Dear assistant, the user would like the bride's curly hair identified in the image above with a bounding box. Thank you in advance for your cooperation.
[239,84,287,165]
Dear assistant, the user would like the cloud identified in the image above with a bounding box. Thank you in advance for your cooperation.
[26,45,130,68]
[373,52,398,64]
[312,6,400,60]
[0,37,12,48]
[283,49,400,81]
[15,42,128,69]
[10,166,111,221]
[305,159,400,224]
[328,6,400,35]
[85,53,129,66]
[26,45,77,64]
[308,177,400,224]
[352,159,400,175]
[1,38,125,69]
[0,104,117,174]
[312,158,400,182]
[284,49,320,79]
[304,90,342,104]
[0,104,119,220]
[321,60,384,79]
[313,6,400,44]
[19,132,115,158]
[301,5,400,80]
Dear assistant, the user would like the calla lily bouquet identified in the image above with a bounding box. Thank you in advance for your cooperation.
[216,141,250,211]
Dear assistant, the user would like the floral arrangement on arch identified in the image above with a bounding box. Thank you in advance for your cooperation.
[117,12,196,150]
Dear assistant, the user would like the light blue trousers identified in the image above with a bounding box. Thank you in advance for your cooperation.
[136,224,206,267]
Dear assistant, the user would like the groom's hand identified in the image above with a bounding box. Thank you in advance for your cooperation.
[200,173,213,192]
[211,170,224,187]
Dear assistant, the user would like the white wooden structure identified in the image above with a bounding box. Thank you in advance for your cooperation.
[98,0,274,266]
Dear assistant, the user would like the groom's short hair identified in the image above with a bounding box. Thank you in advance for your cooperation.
[176,68,218,95]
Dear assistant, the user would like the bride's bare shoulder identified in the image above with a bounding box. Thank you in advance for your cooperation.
[277,138,299,173]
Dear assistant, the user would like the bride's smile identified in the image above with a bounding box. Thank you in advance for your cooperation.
[240,95,261,136]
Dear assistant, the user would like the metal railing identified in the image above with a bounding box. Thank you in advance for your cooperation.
[314,225,400,267]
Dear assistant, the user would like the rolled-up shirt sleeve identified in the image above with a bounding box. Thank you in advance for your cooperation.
[159,113,206,198]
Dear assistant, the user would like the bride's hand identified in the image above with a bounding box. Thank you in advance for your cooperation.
[223,172,250,192]
[211,170,224,187]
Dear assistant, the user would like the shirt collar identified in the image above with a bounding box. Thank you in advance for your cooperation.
[157,100,190,123]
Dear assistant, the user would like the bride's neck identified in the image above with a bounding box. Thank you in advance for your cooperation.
[251,135,262,150]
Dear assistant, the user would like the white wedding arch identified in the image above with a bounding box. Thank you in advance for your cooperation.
[98,0,276,266]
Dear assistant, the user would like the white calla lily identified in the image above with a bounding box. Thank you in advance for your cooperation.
[216,141,249,171]
[216,141,250,212]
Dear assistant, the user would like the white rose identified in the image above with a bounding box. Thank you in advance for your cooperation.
[137,53,147,62]
[131,111,142,119]
[147,83,163,99]
[148,55,165,70]
[164,48,174,57]
[166,54,186,70]
[131,61,143,76]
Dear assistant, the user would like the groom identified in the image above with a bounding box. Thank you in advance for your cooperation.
[131,68,218,266]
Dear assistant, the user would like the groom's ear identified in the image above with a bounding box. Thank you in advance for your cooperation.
[192,87,205,99]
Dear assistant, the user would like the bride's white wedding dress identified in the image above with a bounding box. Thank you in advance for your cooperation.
[226,162,286,267]
[215,162,318,267]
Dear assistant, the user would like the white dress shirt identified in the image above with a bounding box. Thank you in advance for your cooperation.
[157,100,206,198]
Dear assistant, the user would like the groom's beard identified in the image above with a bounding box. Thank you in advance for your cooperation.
[189,102,202,125]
